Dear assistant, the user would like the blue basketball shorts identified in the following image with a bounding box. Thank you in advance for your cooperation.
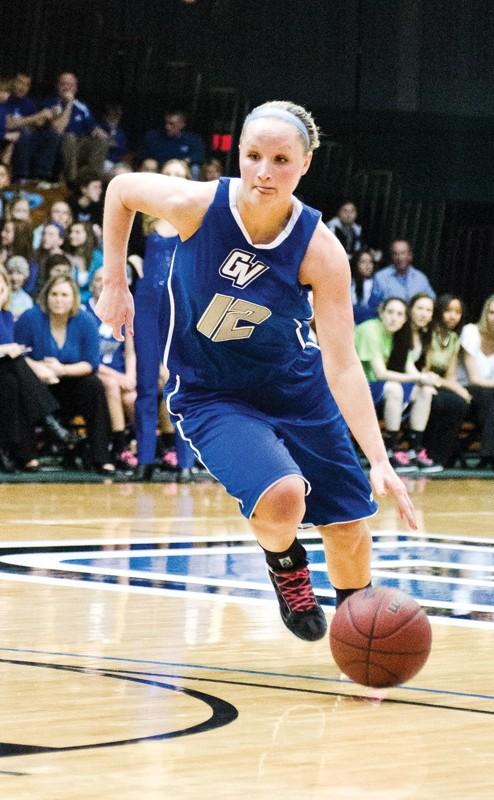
[166,371,378,528]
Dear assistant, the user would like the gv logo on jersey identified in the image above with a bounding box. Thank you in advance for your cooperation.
[219,249,269,288]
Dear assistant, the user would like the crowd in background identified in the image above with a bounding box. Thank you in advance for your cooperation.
[1,71,493,477]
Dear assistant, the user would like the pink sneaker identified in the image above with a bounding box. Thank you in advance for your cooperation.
[415,448,444,473]
[162,449,178,468]
[388,449,416,472]
[118,449,138,469]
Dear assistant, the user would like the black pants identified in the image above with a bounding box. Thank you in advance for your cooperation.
[425,388,469,466]
[48,374,112,464]
[0,356,59,463]
[467,385,494,458]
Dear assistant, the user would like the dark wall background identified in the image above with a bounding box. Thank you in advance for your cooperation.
[2,0,493,314]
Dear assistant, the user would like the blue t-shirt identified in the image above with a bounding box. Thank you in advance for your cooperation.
[15,305,100,368]
[45,97,96,136]
[86,300,126,373]
[5,95,38,120]
[165,177,320,394]
[138,129,205,166]
[0,309,14,344]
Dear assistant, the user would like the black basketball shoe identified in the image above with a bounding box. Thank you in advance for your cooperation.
[268,564,327,641]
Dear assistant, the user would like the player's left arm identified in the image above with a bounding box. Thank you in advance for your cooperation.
[300,223,417,529]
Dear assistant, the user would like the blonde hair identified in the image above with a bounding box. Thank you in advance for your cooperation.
[241,100,320,153]
[0,266,11,310]
[478,293,494,341]
[38,275,81,317]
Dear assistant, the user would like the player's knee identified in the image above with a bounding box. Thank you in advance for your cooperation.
[255,476,306,526]
[322,520,371,553]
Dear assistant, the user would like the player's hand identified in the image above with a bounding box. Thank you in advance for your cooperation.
[95,283,134,341]
[369,460,417,530]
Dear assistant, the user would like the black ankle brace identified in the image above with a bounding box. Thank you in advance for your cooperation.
[263,538,308,572]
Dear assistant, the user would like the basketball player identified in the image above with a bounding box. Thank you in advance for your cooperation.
[96,101,417,642]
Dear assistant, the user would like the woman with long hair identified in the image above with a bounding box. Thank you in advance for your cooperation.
[355,296,442,471]
[97,100,417,644]
[459,293,494,468]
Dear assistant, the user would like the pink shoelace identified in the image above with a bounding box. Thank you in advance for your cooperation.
[273,567,317,613]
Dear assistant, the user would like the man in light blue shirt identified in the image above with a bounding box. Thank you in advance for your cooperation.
[368,239,436,312]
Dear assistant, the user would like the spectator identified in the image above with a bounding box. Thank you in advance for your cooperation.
[325,201,363,258]
[368,239,436,311]
[5,195,32,224]
[355,296,441,472]
[42,253,73,282]
[68,168,103,235]
[35,221,66,289]
[200,156,223,181]
[45,72,109,185]
[0,77,20,167]
[351,250,376,323]
[459,294,494,469]
[5,72,58,183]
[0,163,11,219]
[137,158,159,173]
[86,268,137,468]
[32,199,73,249]
[0,217,37,294]
[66,221,103,304]
[137,109,205,177]
[422,294,471,468]
[5,255,33,319]
[15,275,114,473]
[99,103,128,173]
[0,265,71,472]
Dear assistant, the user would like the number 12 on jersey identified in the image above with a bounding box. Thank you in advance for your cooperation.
[196,293,272,342]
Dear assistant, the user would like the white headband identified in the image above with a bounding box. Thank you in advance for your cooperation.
[244,107,311,148]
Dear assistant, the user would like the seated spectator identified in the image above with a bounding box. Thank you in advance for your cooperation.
[32,199,73,249]
[5,255,33,319]
[44,72,110,185]
[0,77,20,168]
[99,103,128,173]
[15,275,114,472]
[368,239,436,311]
[459,294,494,469]
[34,221,66,291]
[42,253,73,282]
[137,109,206,178]
[5,72,59,183]
[86,268,137,468]
[419,294,471,467]
[325,201,363,258]
[66,221,103,304]
[0,162,11,219]
[137,158,159,173]
[68,168,103,239]
[0,217,37,294]
[351,250,376,323]
[0,266,71,471]
[200,157,223,181]
[355,296,441,472]
[5,195,33,224]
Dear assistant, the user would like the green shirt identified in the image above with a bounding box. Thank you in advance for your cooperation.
[429,330,460,377]
[355,318,394,382]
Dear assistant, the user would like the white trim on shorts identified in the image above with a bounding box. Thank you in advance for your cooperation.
[248,474,312,520]
[298,508,379,529]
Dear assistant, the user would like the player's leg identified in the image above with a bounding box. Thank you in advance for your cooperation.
[319,520,372,608]
[250,476,327,642]
[170,395,327,641]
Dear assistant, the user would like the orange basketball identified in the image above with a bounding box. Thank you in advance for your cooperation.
[329,586,432,688]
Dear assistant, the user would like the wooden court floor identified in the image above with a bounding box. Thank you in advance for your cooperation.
[0,477,493,799]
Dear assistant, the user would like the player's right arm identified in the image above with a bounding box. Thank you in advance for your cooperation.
[96,173,216,340]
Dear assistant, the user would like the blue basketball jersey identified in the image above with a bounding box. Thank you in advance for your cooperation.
[165,177,321,393]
